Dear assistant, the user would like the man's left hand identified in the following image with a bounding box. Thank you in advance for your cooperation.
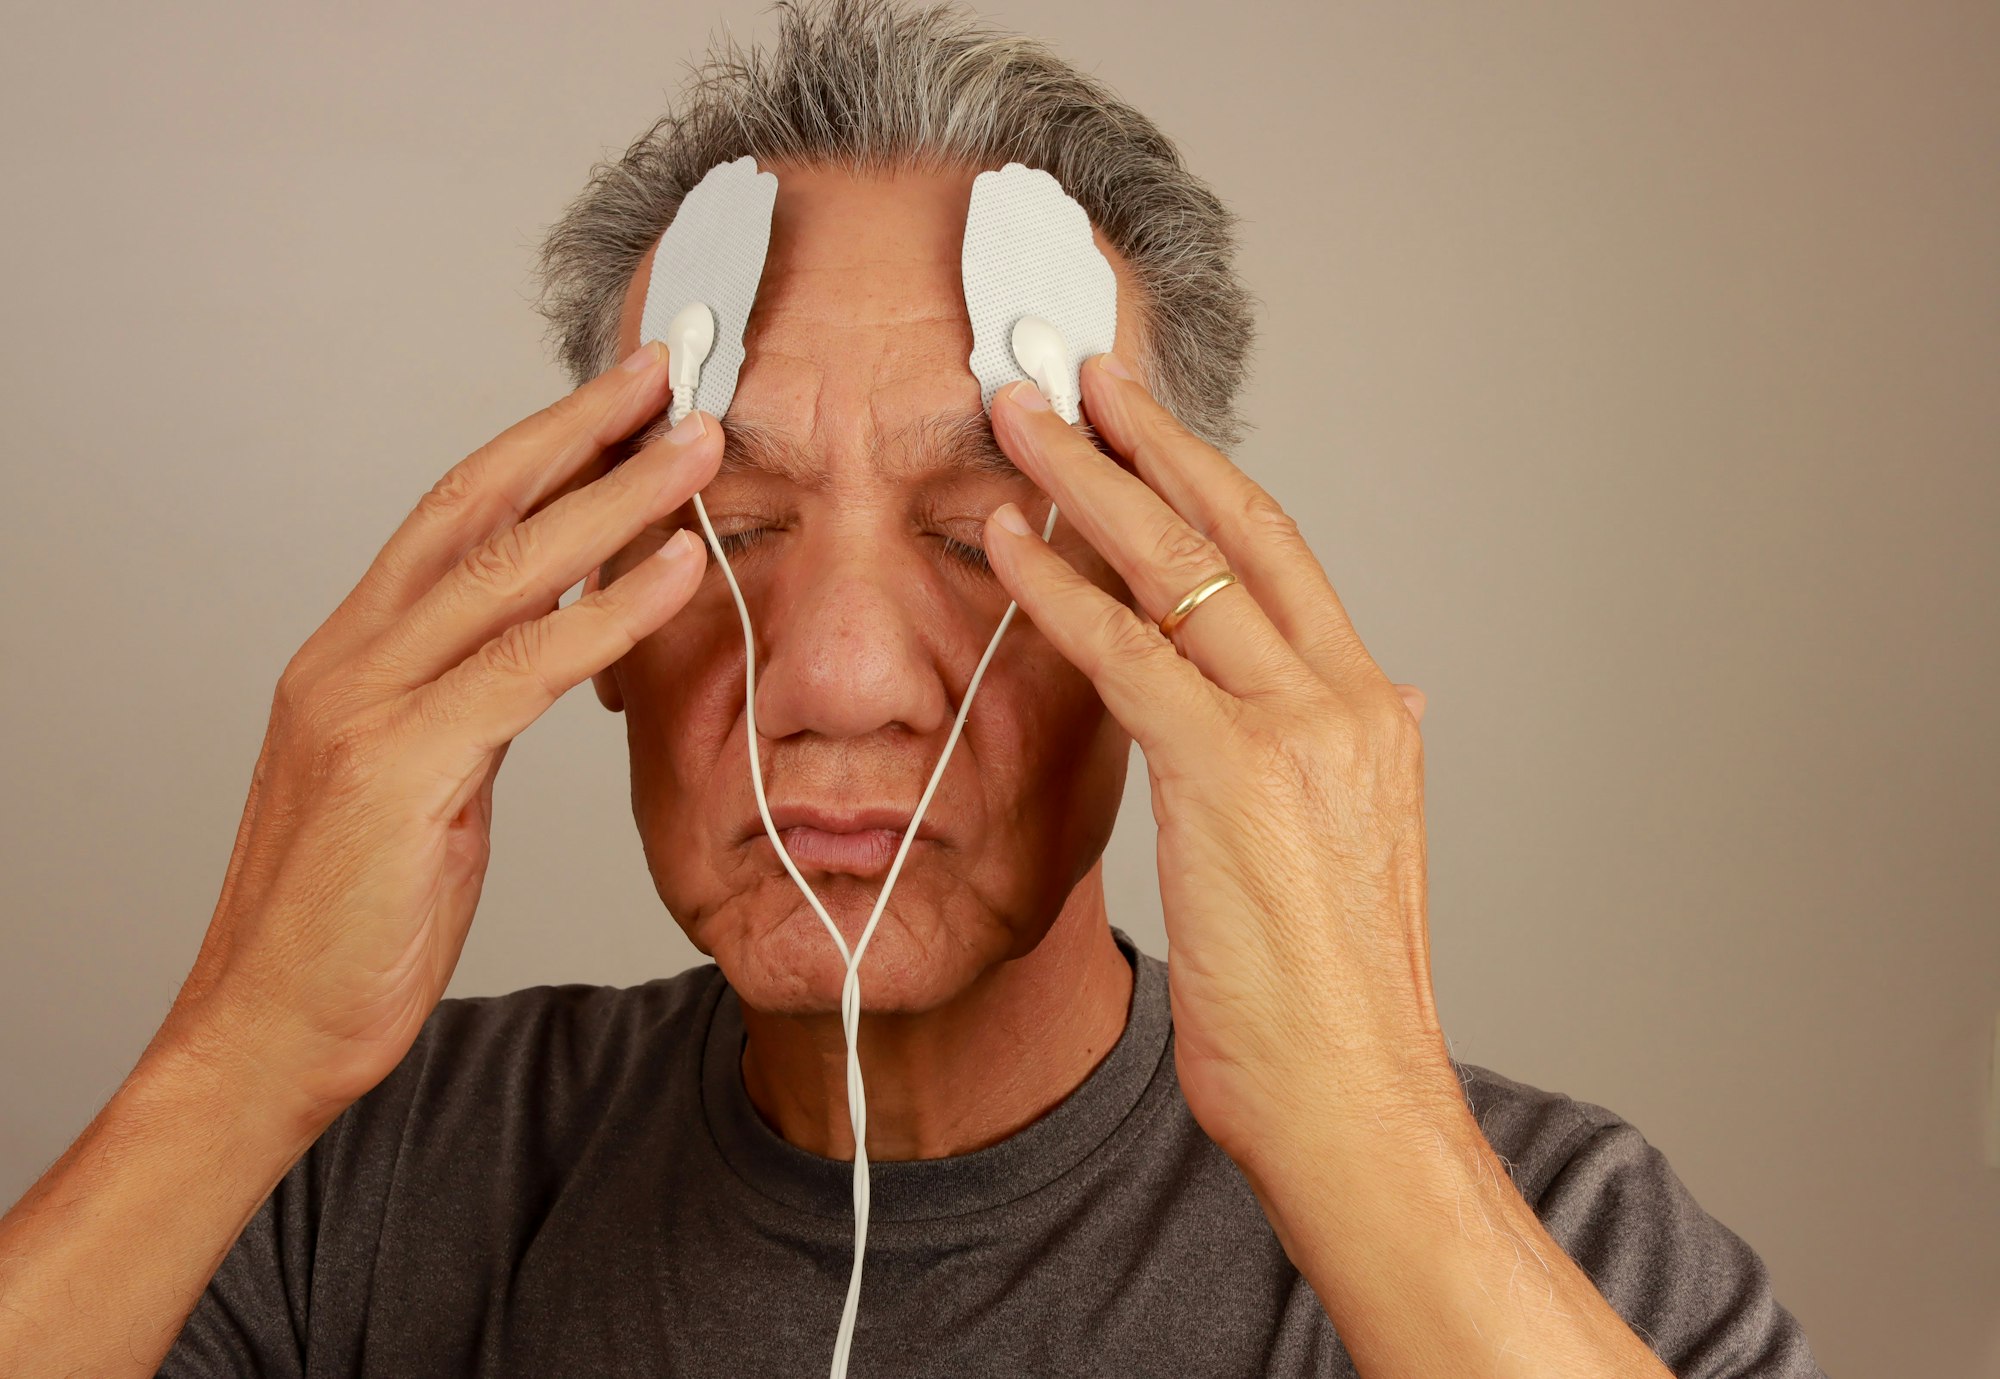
[982,354,1461,1182]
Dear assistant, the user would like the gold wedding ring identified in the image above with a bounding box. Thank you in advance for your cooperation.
[1158,571,1239,639]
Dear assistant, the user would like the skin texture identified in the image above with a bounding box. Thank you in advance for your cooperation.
[590,162,1146,1159]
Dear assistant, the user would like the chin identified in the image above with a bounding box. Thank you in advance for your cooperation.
[697,877,1002,1018]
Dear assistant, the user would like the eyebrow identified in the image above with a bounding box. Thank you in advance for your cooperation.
[632,407,1026,485]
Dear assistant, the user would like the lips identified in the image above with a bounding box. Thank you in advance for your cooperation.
[741,802,944,877]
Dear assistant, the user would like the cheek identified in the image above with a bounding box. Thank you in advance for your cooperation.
[969,631,1123,829]
[617,620,742,806]
[957,648,1128,922]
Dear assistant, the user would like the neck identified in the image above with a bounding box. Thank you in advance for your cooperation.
[736,865,1135,1161]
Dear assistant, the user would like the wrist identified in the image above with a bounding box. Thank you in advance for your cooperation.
[1228,1032,1468,1184]
[143,998,347,1161]
[1234,1058,1478,1245]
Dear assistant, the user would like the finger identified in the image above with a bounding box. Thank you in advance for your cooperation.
[361,411,720,689]
[408,527,709,803]
[989,381,1306,701]
[523,395,686,524]
[1078,353,1388,695]
[983,502,1223,763]
[320,342,676,658]
[1395,683,1426,726]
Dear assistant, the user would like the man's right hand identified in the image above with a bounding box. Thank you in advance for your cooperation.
[0,341,720,1379]
[165,340,720,1135]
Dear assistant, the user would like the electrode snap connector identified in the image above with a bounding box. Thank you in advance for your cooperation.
[665,303,716,426]
[1009,314,1076,423]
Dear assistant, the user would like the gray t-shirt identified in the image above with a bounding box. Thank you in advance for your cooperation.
[159,927,1826,1376]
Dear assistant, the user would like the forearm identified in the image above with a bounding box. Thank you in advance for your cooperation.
[1243,1090,1673,1379]
[0,1016,332,1378]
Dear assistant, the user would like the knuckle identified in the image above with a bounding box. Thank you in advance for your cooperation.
[1230,691,1426,830]
[1298,702,1360,773]
[1369,688,1426,762]
[1227,717,1323,809]
[486,618,558,696]
[1147,520,1224,579]
[1236,488,1303,547]
[1092,598,1162,666]
[273,658,352,746]
[273,656,316,719]
[1328,695,1423,787]
[539,388,595,435]
[459,523,537,597]
[300,711,379,787]
[417,462,484,521]
[1259,735,1321,803]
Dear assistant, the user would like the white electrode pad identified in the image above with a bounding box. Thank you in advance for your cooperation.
[638,154,778,418]
[962,162,1118,421]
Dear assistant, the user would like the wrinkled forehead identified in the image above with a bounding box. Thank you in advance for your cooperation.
[613,161,1142,476]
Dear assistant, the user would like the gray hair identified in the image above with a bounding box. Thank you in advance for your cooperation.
[533,0,1258,450]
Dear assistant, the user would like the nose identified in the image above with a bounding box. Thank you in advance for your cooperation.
[748,528,954,743]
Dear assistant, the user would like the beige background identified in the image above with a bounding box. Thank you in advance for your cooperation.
[2,2,1994,1373]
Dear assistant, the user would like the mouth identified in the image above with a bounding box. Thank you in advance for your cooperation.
[741,803,944,878]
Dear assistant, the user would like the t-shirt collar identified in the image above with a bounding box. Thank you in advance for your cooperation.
[699,926,1167,1222]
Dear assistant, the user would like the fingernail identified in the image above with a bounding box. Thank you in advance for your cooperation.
[992,502,1033,537]
[655,527,702,568]
[1096,353,1134,380]
[1006,380,1050,413]
[620,340,662,373]
[666,410,707,444]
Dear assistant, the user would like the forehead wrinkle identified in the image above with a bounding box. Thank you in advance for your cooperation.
[633,402,1106,488]
[685,409,1028,484]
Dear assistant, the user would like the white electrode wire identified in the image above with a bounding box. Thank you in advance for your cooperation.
[668,391,1061,1379]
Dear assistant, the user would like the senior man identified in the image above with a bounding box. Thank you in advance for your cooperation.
[0,2,1826,1376]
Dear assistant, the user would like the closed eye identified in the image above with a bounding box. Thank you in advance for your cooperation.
[710,527,770,559]
[704,527,992,574]
[938,534,992,574]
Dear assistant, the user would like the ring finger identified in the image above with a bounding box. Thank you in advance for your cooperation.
[989,380,1305,699]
